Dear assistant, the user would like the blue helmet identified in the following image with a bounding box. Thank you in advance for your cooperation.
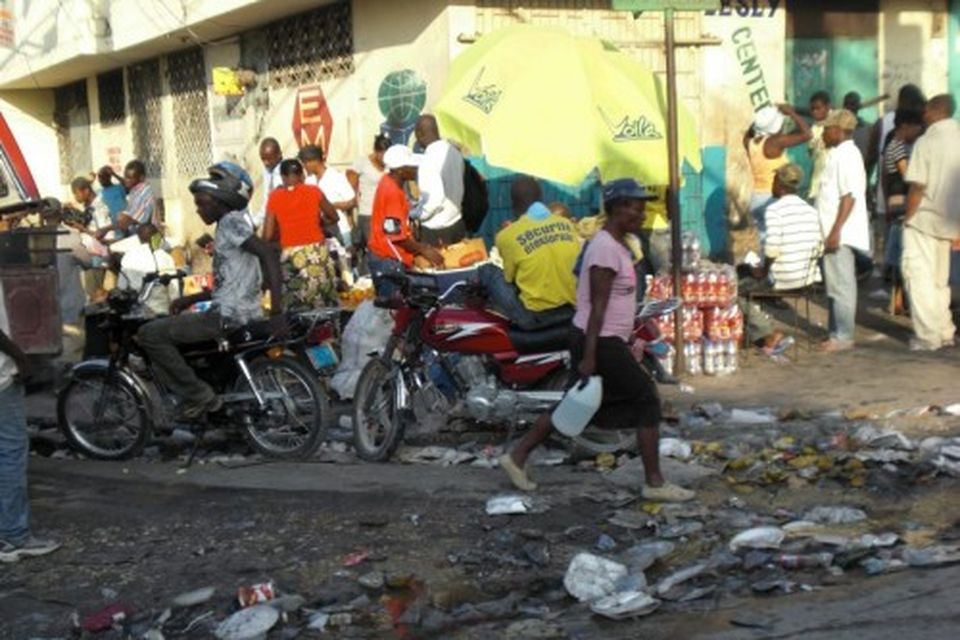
[189,161,254,211]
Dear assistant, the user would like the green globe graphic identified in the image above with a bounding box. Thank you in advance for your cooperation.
[378,70,427,127]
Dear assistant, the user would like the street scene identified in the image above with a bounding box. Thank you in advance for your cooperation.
[2,1,960,639]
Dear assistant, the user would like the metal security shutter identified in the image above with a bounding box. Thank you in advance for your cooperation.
[266,0,354,90]
[128,58,165,178]
[54,80,92,183]
[167,47,213,177]
[97,69,126,126]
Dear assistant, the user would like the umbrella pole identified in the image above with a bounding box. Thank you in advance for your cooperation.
[664,7,685,376]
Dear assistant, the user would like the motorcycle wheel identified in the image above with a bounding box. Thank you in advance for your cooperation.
[352,357,407,462]
[235,356,327,459]
[57,367,152,460]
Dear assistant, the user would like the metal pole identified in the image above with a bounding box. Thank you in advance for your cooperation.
[664,8,684,375]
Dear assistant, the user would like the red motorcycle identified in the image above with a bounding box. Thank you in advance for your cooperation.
[352,272,679,461]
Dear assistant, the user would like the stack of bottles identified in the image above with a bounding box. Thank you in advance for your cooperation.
[646,264,743,376]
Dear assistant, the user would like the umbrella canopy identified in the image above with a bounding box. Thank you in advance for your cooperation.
[435,24,701,187]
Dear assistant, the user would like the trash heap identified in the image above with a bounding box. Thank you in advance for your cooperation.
[647,233,743,377]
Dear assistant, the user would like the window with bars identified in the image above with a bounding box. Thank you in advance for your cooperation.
[167,47,213,177]
[128,59,164,178]
[266,0,354,90]
[97,69,126,126]
[54,80,91,183]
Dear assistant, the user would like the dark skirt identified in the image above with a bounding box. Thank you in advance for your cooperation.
[569,327,662,429]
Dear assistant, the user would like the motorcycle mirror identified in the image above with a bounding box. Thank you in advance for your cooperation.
[637,297,682,320]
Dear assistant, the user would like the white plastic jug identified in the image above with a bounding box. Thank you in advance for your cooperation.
[552,376,602,437]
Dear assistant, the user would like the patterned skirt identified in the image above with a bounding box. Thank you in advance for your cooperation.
[281,242,338,309]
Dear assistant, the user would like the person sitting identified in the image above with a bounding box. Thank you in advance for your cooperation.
[739,163,823,355]
[478,175,580,330]
[137,162,283,419]
[119,223,178,316]
[261,159,340,309]
[499,178,695,502]
[367,145,444,297]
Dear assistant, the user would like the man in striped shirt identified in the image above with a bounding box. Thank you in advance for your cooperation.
[740,164,823,353]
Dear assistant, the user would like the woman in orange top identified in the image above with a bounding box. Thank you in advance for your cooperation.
[262,159,340,308]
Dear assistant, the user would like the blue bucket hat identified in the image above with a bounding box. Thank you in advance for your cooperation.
[602,178,656,205]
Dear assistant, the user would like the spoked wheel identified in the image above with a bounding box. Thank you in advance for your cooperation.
[235,356,327,459]
[57,368,152,460]
[352,358,407,462]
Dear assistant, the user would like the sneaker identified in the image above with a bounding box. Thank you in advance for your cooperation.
[641,483,696,503]
[498,454,538,492]
[0,536,61,563]
[909,338,941,352]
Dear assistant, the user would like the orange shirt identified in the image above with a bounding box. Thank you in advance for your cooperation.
[369,174,414,267]
[266,184,325,249]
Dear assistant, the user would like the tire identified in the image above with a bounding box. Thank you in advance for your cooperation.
[236,356,328,459]
[57,366,152,460]
[352,357,407,462]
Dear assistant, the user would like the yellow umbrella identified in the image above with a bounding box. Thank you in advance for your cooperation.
[435,24,701,187]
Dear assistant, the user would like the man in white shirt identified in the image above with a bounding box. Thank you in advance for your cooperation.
[0,282,61,562]
[299,145,357,247]
[414,114,466,245]
[255,138,284,229]
[902,94,960,351]
[817,109,871,352]
[119,224,178,316]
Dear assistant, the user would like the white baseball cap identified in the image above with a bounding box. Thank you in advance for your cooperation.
[753,106,785,136]
[383,145,422,170]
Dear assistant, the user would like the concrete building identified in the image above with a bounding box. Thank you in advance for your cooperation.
[1,0,958,253]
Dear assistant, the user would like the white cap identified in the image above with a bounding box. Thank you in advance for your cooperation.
[753,106,785,136]
[383,144,422,170]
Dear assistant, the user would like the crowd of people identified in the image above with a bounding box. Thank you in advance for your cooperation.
[745,84,960,353]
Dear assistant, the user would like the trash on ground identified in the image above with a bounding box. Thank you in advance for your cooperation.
[659,438,693,460]
[563,553,629,603]
[342,550,372,567]
[624,541,675,572]
[172,586,216,608]
[655,562,707,596]
[728,409,776,424]
[215,605,279,640]
[486,494,534,516]
[803,506,868,525]
[595,534,617,552]
[729,527,785,552]
[396,445,476,467]
[81,603,134,633]
[589,590,660,620]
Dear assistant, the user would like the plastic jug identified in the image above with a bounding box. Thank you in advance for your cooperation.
[552,376,603,437]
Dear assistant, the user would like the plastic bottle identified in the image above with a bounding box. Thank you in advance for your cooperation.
[703,340,716,376]
[778,552,834,570]
[552,376,603,437]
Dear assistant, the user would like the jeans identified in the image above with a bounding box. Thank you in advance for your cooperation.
[750,193,775,246]
[0,383,29,544]
[737,276,774,342]
[368,254,405,299]
[137,311,224,404]
[822,245,857,343]
[476,264,573,331]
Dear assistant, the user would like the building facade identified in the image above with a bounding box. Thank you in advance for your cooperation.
[0,0,958,253]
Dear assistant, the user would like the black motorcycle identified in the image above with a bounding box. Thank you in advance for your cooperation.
[57,272,330,460]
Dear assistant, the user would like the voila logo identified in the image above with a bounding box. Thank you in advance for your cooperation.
[599,107,663,142]
[463,68,502,115]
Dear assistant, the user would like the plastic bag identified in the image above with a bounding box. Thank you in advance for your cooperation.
[330,301,393,399]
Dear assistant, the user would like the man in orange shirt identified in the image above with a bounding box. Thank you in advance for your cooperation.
[368,145,443,296]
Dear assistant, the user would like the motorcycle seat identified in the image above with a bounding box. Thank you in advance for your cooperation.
[511,305,575,331]
[508,324,570,355]
[225,318,279,345]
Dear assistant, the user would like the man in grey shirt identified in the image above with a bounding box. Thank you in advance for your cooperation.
[137,162,283,418]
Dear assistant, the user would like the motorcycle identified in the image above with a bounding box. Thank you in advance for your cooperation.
[351,272,680,461]
[57,272,330,461]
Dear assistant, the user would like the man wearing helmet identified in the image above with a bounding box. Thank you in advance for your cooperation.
[137,162,284,419]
